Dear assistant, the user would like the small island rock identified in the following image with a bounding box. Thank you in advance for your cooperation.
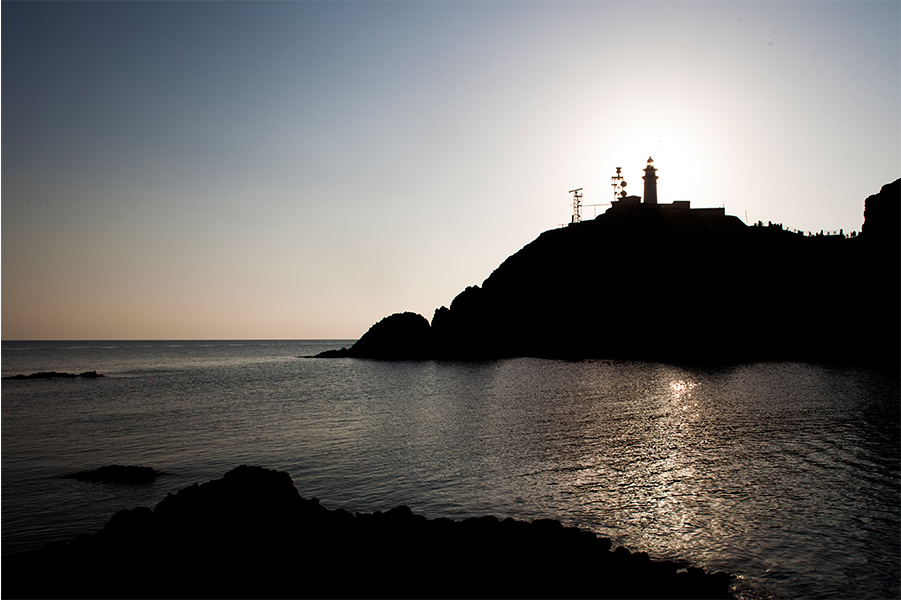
[3,370,106,380]
[65,465,161,485]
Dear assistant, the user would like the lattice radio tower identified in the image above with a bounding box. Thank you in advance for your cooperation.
[569,188,583,224]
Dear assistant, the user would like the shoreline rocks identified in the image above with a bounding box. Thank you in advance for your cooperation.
[4,465,733,598]
[2,370,105,380]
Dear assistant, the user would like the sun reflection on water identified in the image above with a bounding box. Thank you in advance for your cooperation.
[547,365,738,574]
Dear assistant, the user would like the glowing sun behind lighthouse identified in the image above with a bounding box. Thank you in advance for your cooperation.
[603,125,704,207]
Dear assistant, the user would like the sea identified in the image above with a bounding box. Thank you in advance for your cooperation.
[2,340,898,599]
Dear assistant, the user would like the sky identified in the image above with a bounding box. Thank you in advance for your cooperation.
[3,1,899,340]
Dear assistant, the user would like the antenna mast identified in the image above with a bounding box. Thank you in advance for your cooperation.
[569,188,583,224]
[611,167,628,201]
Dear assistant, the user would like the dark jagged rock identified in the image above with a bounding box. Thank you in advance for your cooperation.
[64,465,161,485]
[310,346,350,358]
[4,466,733,599]
[319,180,900,366]
[315,311,433,359]
[860,179,901,244]
[2,370,105,380]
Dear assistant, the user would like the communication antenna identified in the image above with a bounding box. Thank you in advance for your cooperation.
[611,167,628,201]
[569,188,583,224]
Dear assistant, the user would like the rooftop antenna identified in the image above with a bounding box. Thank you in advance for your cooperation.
[569,188,583,224]
[611,167,628,201]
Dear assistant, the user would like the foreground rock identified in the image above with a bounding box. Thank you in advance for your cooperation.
[4,466,731,599]
[64,465,161,484]
[2,370,105,380]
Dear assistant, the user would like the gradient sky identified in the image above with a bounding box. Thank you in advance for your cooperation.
[3,1,899,340]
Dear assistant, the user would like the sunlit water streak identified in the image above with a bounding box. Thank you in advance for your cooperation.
[2,341,898,599]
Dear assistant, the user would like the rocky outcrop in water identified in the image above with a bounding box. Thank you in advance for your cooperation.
[316,311,432,359]
[64,465,161,485]
[2,370,105,380]
[319,180,899,366]
[4,465,732,599]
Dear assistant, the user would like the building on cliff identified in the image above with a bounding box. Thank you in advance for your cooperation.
[606,157,725,218]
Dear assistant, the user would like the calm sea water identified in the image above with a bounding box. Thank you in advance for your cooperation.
[2,340,898,599]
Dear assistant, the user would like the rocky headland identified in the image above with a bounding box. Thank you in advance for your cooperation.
[3,466,732,599]
[320,180,899,366]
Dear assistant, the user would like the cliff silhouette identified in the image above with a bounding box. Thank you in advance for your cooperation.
[322,180,899,366]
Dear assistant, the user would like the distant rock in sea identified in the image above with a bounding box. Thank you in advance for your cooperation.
[3,370,105,380]
[318,179,900,366]
[4,465,733,598]
[64,465,161,485]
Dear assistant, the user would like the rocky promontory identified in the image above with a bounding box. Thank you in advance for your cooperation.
[4,465,732,599]
[319,179,900,366]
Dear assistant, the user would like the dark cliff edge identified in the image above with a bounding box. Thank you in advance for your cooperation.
[3,466,732,599]
[319,180,900,367]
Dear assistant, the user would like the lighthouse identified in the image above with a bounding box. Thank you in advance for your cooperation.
[642,157,658,204]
